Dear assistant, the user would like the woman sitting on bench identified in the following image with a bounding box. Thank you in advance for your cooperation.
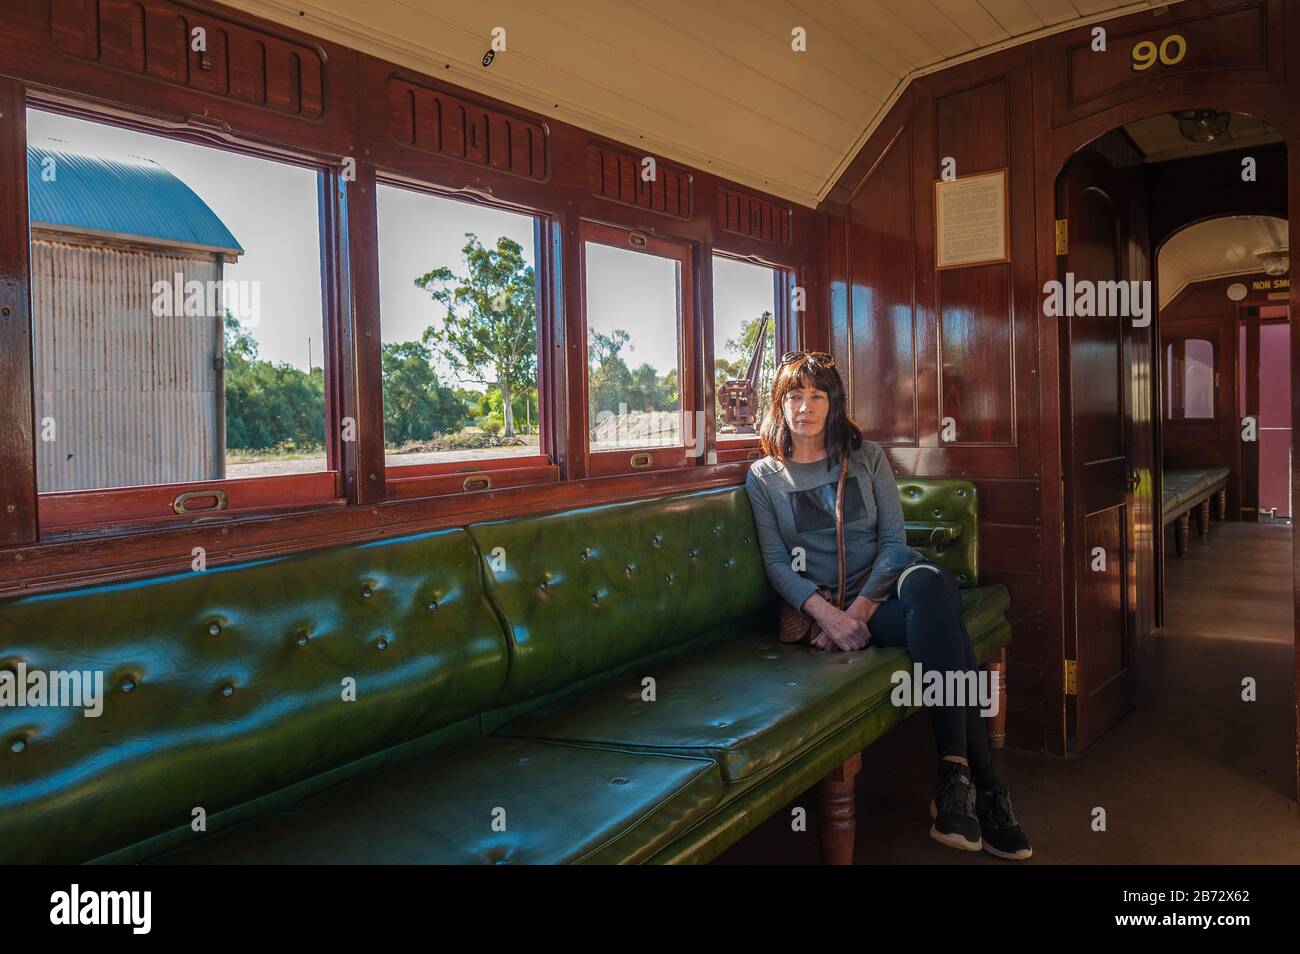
[744,350,1032,860]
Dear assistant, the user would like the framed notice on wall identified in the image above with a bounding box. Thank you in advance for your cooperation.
[934,169,1009,269]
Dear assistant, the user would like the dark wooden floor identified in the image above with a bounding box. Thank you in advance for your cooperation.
[714,521,1300,864]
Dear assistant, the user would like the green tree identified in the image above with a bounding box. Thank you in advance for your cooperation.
[223,315,325,452]
[381,341,463,445]
[414,234,537,437]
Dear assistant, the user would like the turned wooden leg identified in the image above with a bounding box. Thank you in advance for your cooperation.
[987,646,1007,750]
[817,752,861,865]
[1176,513,1189,556]
[1217,489,1227,521]
[1197,499,1210,537]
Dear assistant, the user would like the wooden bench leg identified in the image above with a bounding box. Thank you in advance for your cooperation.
[987,646,1007,749]
[1176,513,1189,556]
[1197,498,1210,537]
[1217,489,1227,521]
[817,752,861,865]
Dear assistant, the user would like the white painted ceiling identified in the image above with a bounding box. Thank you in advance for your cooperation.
[1158,215,1289,307]
[223,0,1183,208]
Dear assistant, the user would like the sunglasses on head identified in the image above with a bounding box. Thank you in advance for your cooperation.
[779,350,835,367]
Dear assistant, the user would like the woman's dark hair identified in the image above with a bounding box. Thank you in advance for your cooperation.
[758,353,862,470]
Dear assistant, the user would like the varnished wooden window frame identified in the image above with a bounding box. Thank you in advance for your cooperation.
[371,175,559,499]
[23,95,347,534]
[708,250,795,464]
[578,219,698,478]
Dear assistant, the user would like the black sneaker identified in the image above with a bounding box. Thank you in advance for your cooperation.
[928,760,981,851]
[975,784,1033,860]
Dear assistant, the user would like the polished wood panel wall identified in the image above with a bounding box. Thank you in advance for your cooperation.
[822,0,1299,754]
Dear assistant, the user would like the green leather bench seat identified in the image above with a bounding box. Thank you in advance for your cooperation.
[496,594,1010,785]
[0,474,1013,865]
[1162,467,1230,521]
[147,737,722,865]
[465,487,773,705]
[0,527,510,865]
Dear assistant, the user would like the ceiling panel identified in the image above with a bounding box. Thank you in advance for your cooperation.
[1158,215,1289,306]
[223,0,1184,206]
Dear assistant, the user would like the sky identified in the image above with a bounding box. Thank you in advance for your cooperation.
[25,108,778,386]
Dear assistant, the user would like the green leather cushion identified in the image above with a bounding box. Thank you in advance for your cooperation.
[0,528,509,865]
[145,736,722,864]
[468,487,773,705]
[496,585,1011,784]
[897,479,980,586]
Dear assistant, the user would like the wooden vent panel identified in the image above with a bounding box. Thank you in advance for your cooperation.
[719,186,791,244]
[389,78,548,181]
[50,0,324,118]
[586,144,691,219]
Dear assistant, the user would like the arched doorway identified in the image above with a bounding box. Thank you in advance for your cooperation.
[1053,108,1293,808]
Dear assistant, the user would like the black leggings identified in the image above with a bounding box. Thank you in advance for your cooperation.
[865,560,994,775]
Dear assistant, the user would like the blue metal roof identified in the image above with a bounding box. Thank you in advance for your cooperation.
[27,146,242,255]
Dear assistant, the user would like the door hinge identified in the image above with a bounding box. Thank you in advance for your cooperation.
[1055,218,1069,255]
[1064,659,1077,696]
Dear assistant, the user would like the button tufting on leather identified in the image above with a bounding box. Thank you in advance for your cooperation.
[361,584,374,598]
[539,580,548,591]
[908,488,920,497]
[9,738,26,754]
[625,564,634,576]
[579,549,588,562]
[664,573,674,584]
[712,525,721,534]
[296,632,310,647]
[786,681,799,688]
[933,508,943,517]
[428,601,439,612]
[591,592,600,605]
[120,678,136,693]
[207,621,221,637]
[610,777,629,786]
[651,534,662,548]
[957,488,967,497]
[220,683,235,697]
[376,637,389,650]
[760,653,778,660]
[687,548,698,559]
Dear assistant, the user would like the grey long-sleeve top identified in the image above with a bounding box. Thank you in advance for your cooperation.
[744,440,925,611]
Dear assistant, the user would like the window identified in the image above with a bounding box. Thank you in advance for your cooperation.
[375,183,549,496]
[712,255,778,443]
[27,107,334,529]
[581,222,696,475]
[1166,338,1215,420]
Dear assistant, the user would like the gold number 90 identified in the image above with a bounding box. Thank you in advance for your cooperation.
[1131,33,1187,71]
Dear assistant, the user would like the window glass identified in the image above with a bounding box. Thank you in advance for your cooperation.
[584,241,682,450]
[27,108,326,492]
[376,184,541,469]
[1183,339,1215,418]
[712,256,777,441]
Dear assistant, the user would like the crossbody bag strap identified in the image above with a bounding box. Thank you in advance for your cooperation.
[834,454,847,609]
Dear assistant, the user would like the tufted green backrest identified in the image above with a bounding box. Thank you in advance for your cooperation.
[0,528,508,864]
[897,478,980,586]
[468,487,772,705]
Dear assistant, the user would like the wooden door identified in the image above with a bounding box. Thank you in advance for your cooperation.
[1057,150,1140,752]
